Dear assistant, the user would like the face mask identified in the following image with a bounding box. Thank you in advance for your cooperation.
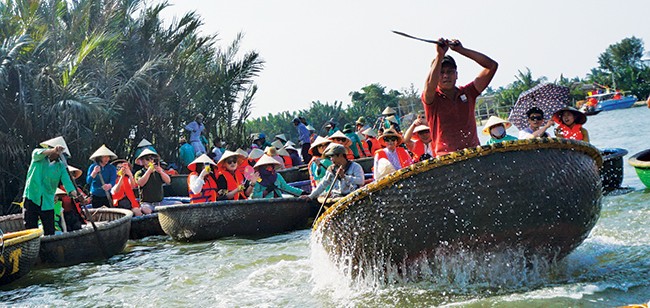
[490,125,506,139]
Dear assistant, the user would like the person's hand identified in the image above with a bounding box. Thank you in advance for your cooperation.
[336,166,345,178]
[92,165,101,177]
[102,183,112,191]
[199,168,208,178]
[448,39,462,51]
[543,120,554,129]
[154,164,164,174]
[54,145,65,155]
[436,37,449,55]
[250,172,260,183]
[413,117,425,127]
[124,167,133,178]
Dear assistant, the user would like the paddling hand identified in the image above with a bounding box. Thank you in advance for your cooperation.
[102,183,112,191]
[92,165,101,177]
[436,37,448,54]
[336,166,345,178]
[54,145,65,155]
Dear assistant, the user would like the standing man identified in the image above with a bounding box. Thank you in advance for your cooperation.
[422,38,498,156]
[293,117,312,164]
[185,113,206,157]
[23,136,79,235]
[178,136,194,173]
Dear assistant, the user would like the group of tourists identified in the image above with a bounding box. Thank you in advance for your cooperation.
[24,37,599,236]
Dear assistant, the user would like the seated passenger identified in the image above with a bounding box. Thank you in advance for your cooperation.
[483,116,518,145]
[403,124,433,162]
[111,159,142,216]
[373,129,413,180]
[328,131,355,160]
[134,149,173,213]
[248,148,265,165]
[303,144,365,200]
[518,107,553,139]
[343,123,368,158]
[283,144,303,167]
[251,155,305,199]
[553,107,590,142]
[187,154,219,204]
[361,128,382,155]
[58,165,87,231]
[215,150,255,200]
[308,136,333,189]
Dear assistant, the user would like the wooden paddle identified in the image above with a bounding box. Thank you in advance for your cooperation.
[312,176,338,227]
[60,154,109,258]
[391,30,459,46]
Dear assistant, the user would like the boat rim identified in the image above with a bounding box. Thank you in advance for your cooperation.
[628,148,650,168]
[1,228,43,246]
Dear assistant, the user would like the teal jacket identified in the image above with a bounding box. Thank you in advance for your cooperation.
[487,134,518,145]
[252,174,304,199]
[23,149,76,211]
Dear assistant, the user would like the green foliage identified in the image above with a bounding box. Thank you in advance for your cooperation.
[588,36,650,99]
[0,0,263,205]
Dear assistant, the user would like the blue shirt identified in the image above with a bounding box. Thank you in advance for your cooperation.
[296,123,311,144]
[86,163,118,197]
[185,121,205,143]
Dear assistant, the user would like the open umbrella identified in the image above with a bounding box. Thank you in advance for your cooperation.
[508,83,570,130]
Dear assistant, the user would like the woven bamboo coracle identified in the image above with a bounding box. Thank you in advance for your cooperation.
[0,228,42,286]
[38,208,133,267]
[157,198,313,242]
[313,138,603,276]
[130,213,165,239]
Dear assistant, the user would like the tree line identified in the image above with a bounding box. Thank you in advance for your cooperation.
[0,0,262,207]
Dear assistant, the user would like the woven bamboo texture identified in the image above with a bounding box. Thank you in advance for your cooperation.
[130,213,165,239]
[314,138,603,272]
[0,214,26,233]
[600,148,627,191]
[38,208,133,267]
[0,228,42,286]
[157,198,312,242]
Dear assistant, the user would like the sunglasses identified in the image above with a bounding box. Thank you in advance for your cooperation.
[225,159,238,164]
[384,137,398,142]
[529,116,544,121]
[332,138,347,142]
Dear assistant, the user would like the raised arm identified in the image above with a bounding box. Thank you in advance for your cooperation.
[422,38,449,105]
[449,40,498,93]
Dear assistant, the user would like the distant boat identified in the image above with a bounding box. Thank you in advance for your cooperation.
[587,92,637,112]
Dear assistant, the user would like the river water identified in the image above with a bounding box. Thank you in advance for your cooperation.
[1,107,649,307]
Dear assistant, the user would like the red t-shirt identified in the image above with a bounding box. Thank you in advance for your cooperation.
[422,81,480,156]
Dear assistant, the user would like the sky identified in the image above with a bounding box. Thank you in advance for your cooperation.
[159,0,650,119]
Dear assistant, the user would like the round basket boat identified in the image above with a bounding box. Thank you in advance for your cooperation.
[157,198,313,242]
[164,175,189,197]
[0,214,26,233]
[313,138,603,276]
[278,165,309,183]
[130,213,165,240]
[628,148,650,188]
[600,147,628,191]
[38,208,132,267]
[0,228,42,286]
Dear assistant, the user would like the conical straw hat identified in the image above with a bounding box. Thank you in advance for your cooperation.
[328,131,352,147]
[283,144,298,152]
[482,116,512,135]
[137,139,153,148]
[271,140,284,149]
[377,128,403,145]
[385,115,398,124]
[55,187,67,195]
[362,128,378,138]
[235,148,248,157]
[67,165,83,179]
[136,148,160,160]
[277,147,290,157]
[414,125,430,134]
[40,136,71,157]
[306,125,316,132]
[274,134,287,142]
[253,154,283,169]
[217,150,245,166]
[375,158,396,180]
[188,154,216,171]
[248,148,265,160]
[309,136,331,155]
[382,106,396,115]
[285,140,296,147]
[89,145,118,161]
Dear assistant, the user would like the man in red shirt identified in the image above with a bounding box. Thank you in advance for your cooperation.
[422,38,498,156]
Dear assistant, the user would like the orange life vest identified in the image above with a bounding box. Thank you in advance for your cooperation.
[366,137,382,155]
[410,139,432,161]
[59,185,85,214]
[375,147,413,169]
[187,172,219,204]
[112,176,140,208]
[556,123,584,141]
[282,156,292,169]
[218,169,247,200]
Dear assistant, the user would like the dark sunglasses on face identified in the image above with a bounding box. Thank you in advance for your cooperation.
[384,137,398,142]
[332,138,347,142]
[529,115,543,121]
[226,159,238,164]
